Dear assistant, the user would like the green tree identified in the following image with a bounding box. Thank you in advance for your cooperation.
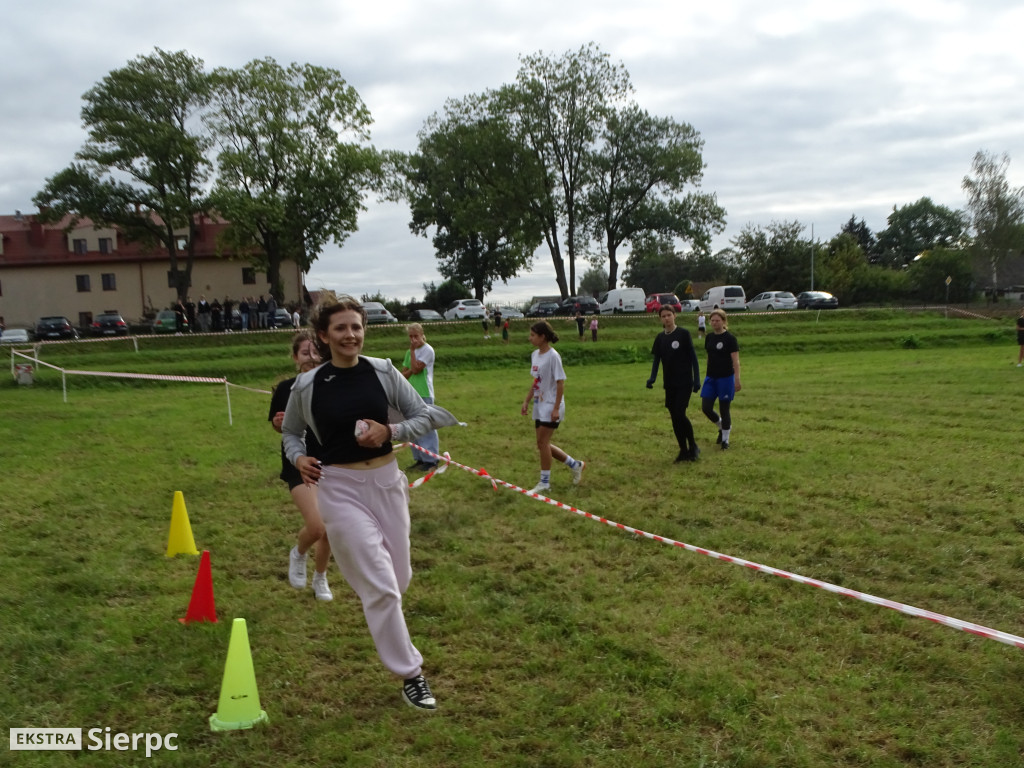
[732,221,811,295]
[874,197,969,268]
[840,215,876,258]
[907,248,975,303]
[582,104,725,290]
[818,233,867,303]
[579,267,608,296]
[621,232,686,294]
[431,279,472,310]
[34,48,213,300]
[499,43,632,297]
[406,99,544,301]
[962,151,1024,294]
[205,58,380,300]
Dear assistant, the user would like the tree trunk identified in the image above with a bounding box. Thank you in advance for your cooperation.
[607,236,619,289]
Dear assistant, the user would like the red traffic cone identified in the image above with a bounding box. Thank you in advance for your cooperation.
[180,550,218,624]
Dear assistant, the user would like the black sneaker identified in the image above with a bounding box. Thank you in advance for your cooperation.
[691,445,701,461]
[674,450,692,463]
[418,462,438,472]
[715,430,723,444]
[405,461,422,472]
[721,441,729,451]
[402,675,437,710]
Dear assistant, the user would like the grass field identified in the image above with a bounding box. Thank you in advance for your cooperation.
[3,309,1024,767]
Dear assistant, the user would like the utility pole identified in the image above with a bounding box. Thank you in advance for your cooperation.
[810,223,815,290]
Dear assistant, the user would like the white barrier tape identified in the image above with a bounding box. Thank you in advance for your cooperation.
[401,441,1024,650]
[62,369,226,383]
[226,382,272,395]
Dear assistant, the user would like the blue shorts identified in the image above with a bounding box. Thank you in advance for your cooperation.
[700,375,735,402]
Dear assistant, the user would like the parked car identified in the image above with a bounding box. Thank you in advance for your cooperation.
[796,291,839,310]
[699,285,747,313]
[151,309,187,334]
[35,316,79,340]
[0,328,31,344]
[364,301,398,324]
[496,306,525,319]
[746,291,798,311]
[444,299,486,320]
[554,296,600,315]
[270,308,293,328]
[90,311,130,336]
[679,299,701,312]
[527,301,560,317]
[410,309,444,322]
[645,293,682,313]
[598,287,646,314]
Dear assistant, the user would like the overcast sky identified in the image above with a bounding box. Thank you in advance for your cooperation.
[2,0,1022,302]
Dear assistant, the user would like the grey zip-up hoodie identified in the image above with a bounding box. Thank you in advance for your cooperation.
[281,355,462,467]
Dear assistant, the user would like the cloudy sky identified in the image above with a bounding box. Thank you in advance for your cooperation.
[2,0,1022,302]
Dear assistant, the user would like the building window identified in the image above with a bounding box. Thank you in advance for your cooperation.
[176,237,188,252]
[102,273,117,291]
[73,238,88,254]
[98,237,112,254]
[76,274,91,292]
[242,267,256,285]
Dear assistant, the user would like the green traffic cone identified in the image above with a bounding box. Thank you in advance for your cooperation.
[209,618,269,731]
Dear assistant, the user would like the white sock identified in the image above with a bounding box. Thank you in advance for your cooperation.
[540,470,551,484]
[562,455,577,468]
[721,428,731,444]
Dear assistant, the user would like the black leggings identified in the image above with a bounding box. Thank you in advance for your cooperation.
[702,396,731,431]
[666,389,696,453]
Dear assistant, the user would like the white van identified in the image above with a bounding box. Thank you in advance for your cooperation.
[699,285,747,313]
[598,287,645,314]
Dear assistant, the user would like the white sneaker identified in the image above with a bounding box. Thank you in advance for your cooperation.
[571,460,585,486]
[529,482,551,495]
[288,546,307,589]
[311,571,333,602]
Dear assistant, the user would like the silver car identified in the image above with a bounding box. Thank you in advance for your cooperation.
[363,301,397,324]
[746,291,797,311]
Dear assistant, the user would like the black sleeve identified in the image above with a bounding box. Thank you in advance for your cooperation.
[268,378,294,421]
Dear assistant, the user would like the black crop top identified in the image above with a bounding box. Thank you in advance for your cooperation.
[311,360,392,465]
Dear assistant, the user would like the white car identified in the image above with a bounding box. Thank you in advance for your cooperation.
[495,306,524,319]
[746,291,798,311]
[444,299,486,320]
[0,328,31,344]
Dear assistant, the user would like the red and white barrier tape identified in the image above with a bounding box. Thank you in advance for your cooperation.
[400,441,1024,650]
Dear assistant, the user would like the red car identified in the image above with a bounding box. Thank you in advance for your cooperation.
[645,293,682,313]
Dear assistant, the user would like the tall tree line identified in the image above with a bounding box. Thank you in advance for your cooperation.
[34,49,381,302]
[403,43,726,300]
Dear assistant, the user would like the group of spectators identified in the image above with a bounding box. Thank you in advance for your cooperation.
[171,294,301,333]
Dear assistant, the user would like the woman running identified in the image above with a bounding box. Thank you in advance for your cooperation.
[282,295,460,711]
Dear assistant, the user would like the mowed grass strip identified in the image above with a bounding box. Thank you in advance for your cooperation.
[2,311,1024,768]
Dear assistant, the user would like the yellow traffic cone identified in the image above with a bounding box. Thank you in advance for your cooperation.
[209,618,269,732]
[166,491,199,557]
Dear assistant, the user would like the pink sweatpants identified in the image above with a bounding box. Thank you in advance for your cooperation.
[318,460,423,679]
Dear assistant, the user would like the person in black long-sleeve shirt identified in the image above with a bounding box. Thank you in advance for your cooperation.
[647,304,701,462]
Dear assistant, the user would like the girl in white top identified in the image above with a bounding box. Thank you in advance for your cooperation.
[520,320,585,495]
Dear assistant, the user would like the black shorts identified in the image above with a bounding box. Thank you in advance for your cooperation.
[280,461,303,491]
[1017,330,1024,345]
[534,419,561,429]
